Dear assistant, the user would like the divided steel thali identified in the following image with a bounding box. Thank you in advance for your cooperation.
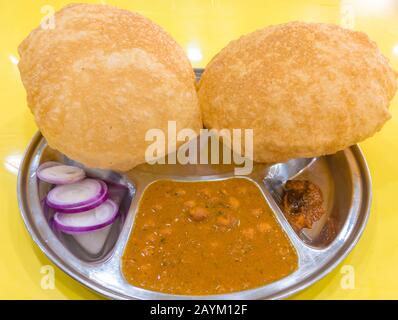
[18,71,372,300]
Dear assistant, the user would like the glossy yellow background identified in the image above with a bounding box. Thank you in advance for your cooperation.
[1,0,397,299]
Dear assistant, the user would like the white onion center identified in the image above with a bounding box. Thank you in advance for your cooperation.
[50,179,101,205]
[38,164,85,184]
[58,201,115,227]
[41,165,82,178]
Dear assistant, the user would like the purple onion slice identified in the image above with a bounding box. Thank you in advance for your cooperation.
[53,199,119,234]
[46,179,108,213]
[37,162,85,185]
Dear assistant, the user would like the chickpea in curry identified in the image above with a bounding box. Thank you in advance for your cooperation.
[121,178,298,295]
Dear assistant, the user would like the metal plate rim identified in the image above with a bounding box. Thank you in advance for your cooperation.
[17,132,372,300]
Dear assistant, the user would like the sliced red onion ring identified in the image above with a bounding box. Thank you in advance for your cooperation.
[46,179,108,213]
[37,162,85,185]
[53,199,119,234]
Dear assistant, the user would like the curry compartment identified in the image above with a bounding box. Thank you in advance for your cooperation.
[18,128,371,299]
[120,178,299,295]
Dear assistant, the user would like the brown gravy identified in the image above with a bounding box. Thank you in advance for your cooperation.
[122,178,298,295]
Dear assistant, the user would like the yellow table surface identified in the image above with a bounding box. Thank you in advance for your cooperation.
[1,0,397,300]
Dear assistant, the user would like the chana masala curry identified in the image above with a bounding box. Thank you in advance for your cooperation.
[121,178,298,295]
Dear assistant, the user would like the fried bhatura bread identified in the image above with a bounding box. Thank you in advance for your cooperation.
[18,4,202,171]
[198,22,397,163]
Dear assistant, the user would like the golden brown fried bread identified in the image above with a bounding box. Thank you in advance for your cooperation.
[18,4,202,171]
[198,22,397,163]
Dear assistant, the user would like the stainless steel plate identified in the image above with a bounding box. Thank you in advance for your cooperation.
[18,67,371,300]
[18,131,371,300]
